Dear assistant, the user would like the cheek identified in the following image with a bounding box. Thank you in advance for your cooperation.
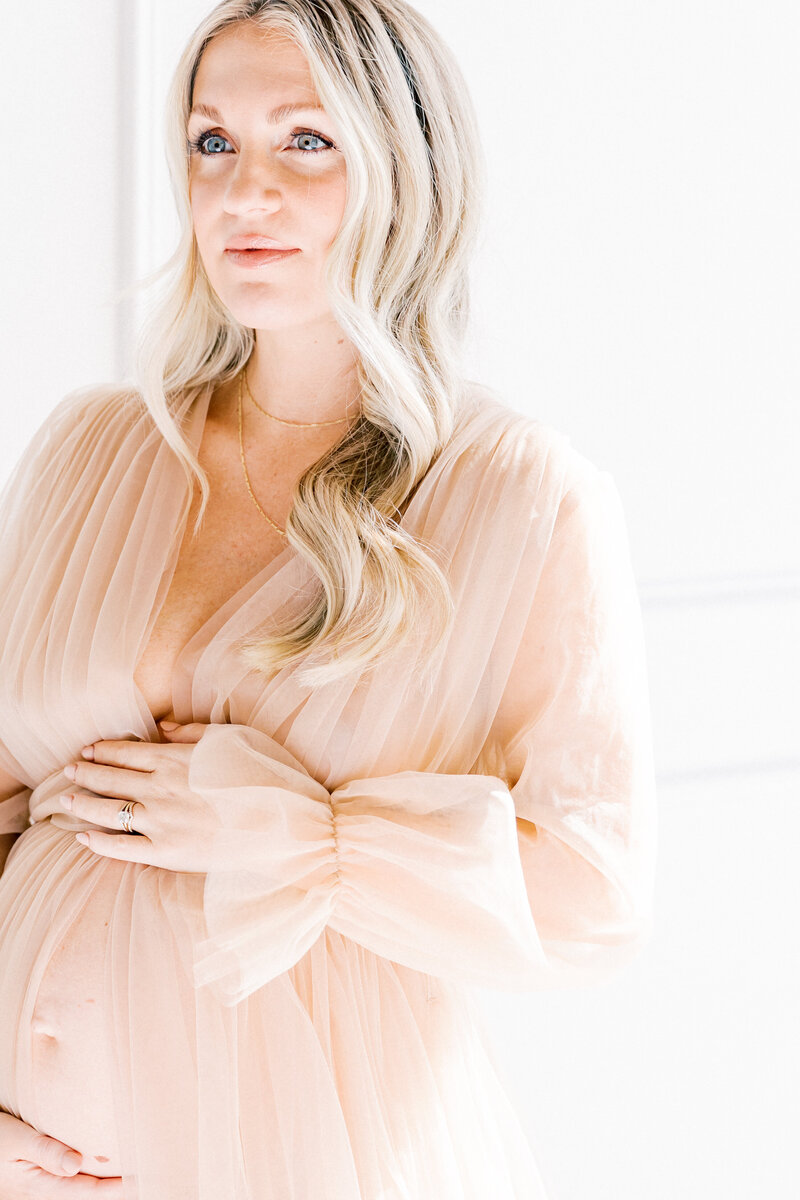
[308,175,348,243]
[188,171,216,221]
[189,196,218,255]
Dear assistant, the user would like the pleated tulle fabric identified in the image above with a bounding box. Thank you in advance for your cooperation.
[0,378,657,1198]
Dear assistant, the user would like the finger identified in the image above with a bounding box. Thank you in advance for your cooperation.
[26,1129,83,1176]
[61,791,151,837]
[79,738,166,770]
[64,760,157,802]
[158,721,208,743]
[75,828,154,864]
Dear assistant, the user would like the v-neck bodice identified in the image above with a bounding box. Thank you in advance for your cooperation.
[0,377,520,796]
[127,379,477,748]
[130,382,309,736]
[130,538,299,730]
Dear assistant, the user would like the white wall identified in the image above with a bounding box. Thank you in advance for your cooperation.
[1,2,797,1197]
[0,1,120,468]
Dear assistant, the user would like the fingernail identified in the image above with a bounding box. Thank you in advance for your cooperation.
[61,1150,82,1172]
[61,794,73,810]
[80,744,95,759]
[64,764,77,779]
[159,720,178,730]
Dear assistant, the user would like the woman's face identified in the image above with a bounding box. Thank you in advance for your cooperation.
[187,22,347,332]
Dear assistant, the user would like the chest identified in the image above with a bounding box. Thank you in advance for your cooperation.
[132,423,294,724]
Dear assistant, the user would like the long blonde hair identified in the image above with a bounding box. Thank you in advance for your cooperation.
[129,0,486,690]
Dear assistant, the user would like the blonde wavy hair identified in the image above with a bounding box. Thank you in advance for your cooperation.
[129,0,487,690]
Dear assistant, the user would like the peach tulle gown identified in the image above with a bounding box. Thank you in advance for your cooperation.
[0,379,657,1199]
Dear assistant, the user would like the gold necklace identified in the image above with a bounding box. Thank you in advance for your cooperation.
[242,362,352,427]
[237,370,287,537]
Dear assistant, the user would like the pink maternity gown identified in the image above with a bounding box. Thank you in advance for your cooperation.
[0,378,657,1198]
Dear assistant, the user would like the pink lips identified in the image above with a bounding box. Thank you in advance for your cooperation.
[224,248,300,268]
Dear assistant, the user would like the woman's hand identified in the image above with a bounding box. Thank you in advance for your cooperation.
[57,721,224,872]
[0,1110,123,1195]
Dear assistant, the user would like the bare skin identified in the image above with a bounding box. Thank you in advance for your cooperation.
[0,843,124,1179]
[187,21,359,425]
[0,1111,122,1195]
[133,374,352,724]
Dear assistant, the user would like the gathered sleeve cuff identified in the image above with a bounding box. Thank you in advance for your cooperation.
[327,770,543,984]
[186,725,338,1003]
[187,725,542,1005]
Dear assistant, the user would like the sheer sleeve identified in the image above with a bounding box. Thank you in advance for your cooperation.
[491,467,658,985]
[186,458,657,1007]
[0,390,103,836]
[0,385,134,800]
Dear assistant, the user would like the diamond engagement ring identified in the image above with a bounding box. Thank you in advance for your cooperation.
[117,800,140,834]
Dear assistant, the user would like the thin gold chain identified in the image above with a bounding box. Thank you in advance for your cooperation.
[237,370,287,538]
[242,362,352,427]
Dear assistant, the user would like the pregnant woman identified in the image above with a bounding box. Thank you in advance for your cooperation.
[0,1,658,1195]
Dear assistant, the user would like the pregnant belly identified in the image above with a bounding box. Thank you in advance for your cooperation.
[0,822,127,1177]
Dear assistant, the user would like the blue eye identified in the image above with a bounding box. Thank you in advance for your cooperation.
[186,128,335,157]
[189,132,230,155]
[291,131,331,154]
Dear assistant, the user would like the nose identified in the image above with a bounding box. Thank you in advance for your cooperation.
[223,152,283,214]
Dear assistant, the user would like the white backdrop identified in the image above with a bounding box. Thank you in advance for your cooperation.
[1,3,798,1197]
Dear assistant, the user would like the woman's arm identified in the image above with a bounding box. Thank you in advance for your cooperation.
[183,466,658,1006]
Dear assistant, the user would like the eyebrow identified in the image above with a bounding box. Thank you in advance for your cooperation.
[189,101,327,124]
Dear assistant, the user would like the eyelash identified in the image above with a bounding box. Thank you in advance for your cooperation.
[186,127,335,157]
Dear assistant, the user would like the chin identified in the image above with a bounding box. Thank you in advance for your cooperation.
[222,294,334,332]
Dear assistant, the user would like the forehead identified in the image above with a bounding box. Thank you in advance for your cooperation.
[193,22,317,103]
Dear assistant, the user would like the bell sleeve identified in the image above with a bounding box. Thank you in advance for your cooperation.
[187,460,657,1008]
[494,467,658,986]
[0,396,83,842]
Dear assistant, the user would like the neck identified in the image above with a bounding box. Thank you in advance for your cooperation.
[246,315,361,426]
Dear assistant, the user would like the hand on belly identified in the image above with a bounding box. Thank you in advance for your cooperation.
[0,1109,123,1192]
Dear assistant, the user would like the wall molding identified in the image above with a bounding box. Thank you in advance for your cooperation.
[115,0,158,380]
[656,758,800,789]
[639,570,800,608]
